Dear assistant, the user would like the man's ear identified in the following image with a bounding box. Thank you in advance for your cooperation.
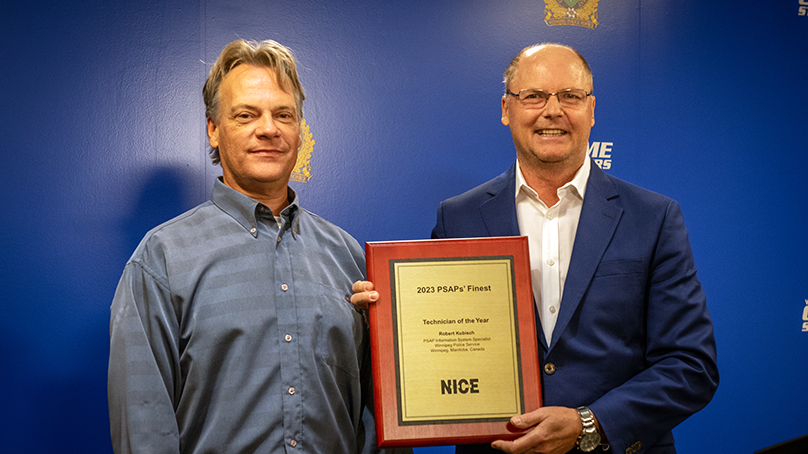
[501,96,510,126]
[206,117,219,149]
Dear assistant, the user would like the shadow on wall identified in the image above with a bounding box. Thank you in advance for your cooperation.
[122,166,198,255]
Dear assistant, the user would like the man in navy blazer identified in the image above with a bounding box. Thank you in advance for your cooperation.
[353,44,717,454]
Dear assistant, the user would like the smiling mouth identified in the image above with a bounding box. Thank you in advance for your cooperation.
[537,129,567,136]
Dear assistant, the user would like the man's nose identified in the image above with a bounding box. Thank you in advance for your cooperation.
[542,94,564,116]
[256,114,280,137]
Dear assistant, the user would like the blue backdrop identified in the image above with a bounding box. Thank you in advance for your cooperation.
[2,0,806,452]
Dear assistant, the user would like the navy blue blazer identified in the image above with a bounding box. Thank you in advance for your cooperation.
[433,161,719,454]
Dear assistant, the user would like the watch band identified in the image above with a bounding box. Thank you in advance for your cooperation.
[576,406,601,452]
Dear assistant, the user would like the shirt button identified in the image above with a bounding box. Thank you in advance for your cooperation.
[281,284,288,292]
[547,259,555,266]
[547,213,555,220]
[290,439,297,447]
[285,334,292,342]
[288,387,295,395]
[544,363,556,375]
[549,306,557,314]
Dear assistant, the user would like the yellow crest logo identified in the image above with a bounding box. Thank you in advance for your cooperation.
[544,0,599,29]
[290,118,314,183]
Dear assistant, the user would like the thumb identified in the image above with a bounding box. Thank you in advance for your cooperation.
[510,408,547,429]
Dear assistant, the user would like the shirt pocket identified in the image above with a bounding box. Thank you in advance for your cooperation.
[312,283,366,378]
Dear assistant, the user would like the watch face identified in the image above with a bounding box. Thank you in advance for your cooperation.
[579,432,601,452]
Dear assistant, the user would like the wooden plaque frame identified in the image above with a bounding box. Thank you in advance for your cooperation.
[365,236,541,448]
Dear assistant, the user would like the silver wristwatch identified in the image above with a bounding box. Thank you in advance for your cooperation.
[576,406,601,452]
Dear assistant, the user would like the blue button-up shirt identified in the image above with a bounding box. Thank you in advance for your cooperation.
[109,179,377,453]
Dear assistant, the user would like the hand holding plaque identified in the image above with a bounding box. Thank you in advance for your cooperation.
[364,236,542,448]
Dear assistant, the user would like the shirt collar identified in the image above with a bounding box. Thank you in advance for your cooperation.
[514,157,591,202]
[211,178,301,238]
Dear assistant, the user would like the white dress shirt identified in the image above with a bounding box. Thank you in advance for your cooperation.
[515,158,590,345]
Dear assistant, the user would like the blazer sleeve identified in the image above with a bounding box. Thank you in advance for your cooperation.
[588,199,719,453]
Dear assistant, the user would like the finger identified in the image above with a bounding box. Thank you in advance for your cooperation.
[349,281,379,310]
[350,293,375,310]
[491,439,541,454]
[510,408,546,429]
[510,415,529,429]
[492,430,544,454]
[352,280,374,293]
[490,440,517,454]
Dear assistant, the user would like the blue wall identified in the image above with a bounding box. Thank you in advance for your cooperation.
[2,1,806,452]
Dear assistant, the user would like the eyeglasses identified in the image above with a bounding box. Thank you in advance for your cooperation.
[506,88,593,109]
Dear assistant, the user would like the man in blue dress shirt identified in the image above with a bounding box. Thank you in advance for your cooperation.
[351,44,718,454]
[108,39,399,454]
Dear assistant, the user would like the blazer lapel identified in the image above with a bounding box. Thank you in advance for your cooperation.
[549,163,623,350]
[479,163,521,237]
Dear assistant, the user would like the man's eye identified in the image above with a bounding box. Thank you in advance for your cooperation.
[524,93,540,99]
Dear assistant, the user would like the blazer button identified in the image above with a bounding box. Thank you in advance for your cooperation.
[544,363,556,375]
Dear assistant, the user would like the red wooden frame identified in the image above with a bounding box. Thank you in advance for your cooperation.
[365,237,542,448]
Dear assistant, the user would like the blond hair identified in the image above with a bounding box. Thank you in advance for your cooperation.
[203,39,305,164]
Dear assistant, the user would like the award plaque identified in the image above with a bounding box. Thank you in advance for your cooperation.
[365,236,541,448]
